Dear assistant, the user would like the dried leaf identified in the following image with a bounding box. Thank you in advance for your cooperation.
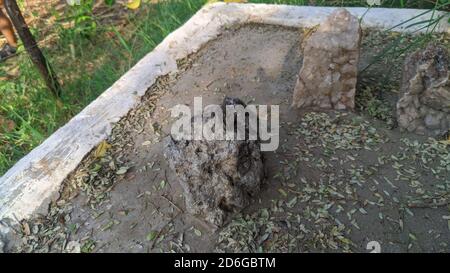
[194,229,202,237]
[160,180,166,189]
[94,140,111,158]
[116,166,129,175]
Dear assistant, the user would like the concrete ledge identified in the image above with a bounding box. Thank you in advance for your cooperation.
[1,3,449,223]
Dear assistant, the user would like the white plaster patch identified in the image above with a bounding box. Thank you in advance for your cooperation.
[0,3,448,223]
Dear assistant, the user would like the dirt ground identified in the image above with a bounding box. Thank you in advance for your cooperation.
[6,24,450,253]
[0,0,134,80]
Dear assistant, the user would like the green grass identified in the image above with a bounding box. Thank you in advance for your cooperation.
[0,0,208,175]
[0,0,447,175]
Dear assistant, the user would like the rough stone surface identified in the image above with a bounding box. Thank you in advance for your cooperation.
[397,44,450,137]
[292,8,361,110]
[164,98,264,227]
[2,4,449,226]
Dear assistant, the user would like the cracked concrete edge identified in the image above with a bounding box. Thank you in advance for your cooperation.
[0,3,448,227]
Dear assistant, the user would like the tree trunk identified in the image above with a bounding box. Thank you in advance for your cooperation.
[3,0,61,97]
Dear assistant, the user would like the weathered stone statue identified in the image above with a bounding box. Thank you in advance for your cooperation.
[396,43,450,137]
[164,97,264,227]
[292,8,361,110]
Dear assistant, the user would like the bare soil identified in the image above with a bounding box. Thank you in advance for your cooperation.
[7,24,450,253]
